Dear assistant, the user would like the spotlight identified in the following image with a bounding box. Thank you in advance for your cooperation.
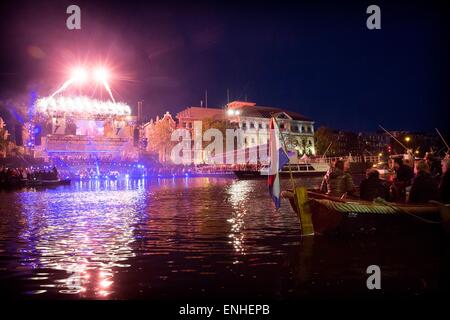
[71,68,88,84]
[94,67,109,82]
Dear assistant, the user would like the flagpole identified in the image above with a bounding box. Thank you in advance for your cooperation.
[436,128,450,152]
[378,125,409,151]
[271,115,314,236]
[272,116,295,191]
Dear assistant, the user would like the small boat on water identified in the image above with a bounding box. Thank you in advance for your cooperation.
[282,189,444,235]
[1,178,71,190]
[25,178,72,187]
[234,162,330,180]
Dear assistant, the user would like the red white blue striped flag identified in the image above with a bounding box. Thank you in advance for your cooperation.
[268,118,290,209]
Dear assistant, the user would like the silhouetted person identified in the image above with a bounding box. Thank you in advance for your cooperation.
[394,157,414,183]
[359,169,389,201]
[409,160,439,204]
[320,160,355,198]
[390,157,414,202]
[51,166,58,180]
[439,157,450,204]
[425,152,442,182]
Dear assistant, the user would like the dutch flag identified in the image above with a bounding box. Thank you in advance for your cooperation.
[268,118,290,209]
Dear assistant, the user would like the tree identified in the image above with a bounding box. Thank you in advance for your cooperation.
[314,126,336,156]
[147,117,176,163]
[0,118,9,157]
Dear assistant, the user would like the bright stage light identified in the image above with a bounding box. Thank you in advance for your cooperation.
[71,68,88,84]
[94,67,109,82]
[50,64,116,102]
[36,96,131,116]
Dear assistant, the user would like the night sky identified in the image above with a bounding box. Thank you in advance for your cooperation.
[0,0,448,132]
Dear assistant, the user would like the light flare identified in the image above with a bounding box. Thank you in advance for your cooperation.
[102,80,116,103]
[50,66,116,103]
[50,79,74,98]
[36,96,131,117]
[71,68,88,84]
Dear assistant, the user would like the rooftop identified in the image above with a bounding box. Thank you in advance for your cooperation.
[175,102,313,122]
[235,105,312,121]
[176,107,224,120]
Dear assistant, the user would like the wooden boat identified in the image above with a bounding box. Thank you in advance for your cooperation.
[282,189,443,235]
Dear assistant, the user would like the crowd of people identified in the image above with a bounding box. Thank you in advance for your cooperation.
[320,154,450,204]
[0,166,59,187]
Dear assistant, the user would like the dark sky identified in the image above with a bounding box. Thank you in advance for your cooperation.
[0,0,448,132]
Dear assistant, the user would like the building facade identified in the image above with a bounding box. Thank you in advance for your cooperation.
[225,101,316,156]
[176,107,225,130]
[142,101,316,165]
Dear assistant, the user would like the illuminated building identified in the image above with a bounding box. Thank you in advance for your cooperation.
[176,107,225,129]
[174,101,317,164]
[225,101,316,156]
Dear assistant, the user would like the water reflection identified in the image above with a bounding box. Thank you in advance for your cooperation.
[1,176,447,299]
[226,180,253,255]
[17,184,145,297]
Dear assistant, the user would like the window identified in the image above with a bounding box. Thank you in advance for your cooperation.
[280,123,285,129]
[307,126,312,133]
[301,126,305,132]
[242,122,247,129]
[251,138,255,144]
[250,122,255,129]
[258,123,263,129]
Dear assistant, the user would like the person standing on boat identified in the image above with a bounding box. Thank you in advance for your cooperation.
[320,160,355,198]
[390,157,414,202]
[359,169,390,201]
[51,166,59,180]
[425,152,442,181]
[439,158,450,204]
[393,157,414,182]
[408,160,439,204]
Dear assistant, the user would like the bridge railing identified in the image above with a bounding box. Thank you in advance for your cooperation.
[315,155,381,164]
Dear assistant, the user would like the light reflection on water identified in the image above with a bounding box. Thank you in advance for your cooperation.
[16,181,147,297]
[0,177,300,298]
[227,181,253,256]
[0,176,449,299]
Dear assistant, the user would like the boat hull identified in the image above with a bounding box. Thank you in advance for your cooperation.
[285,190,443,235]
[25,178,71,188]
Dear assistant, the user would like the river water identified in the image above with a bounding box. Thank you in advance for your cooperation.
[0,177,449,300]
